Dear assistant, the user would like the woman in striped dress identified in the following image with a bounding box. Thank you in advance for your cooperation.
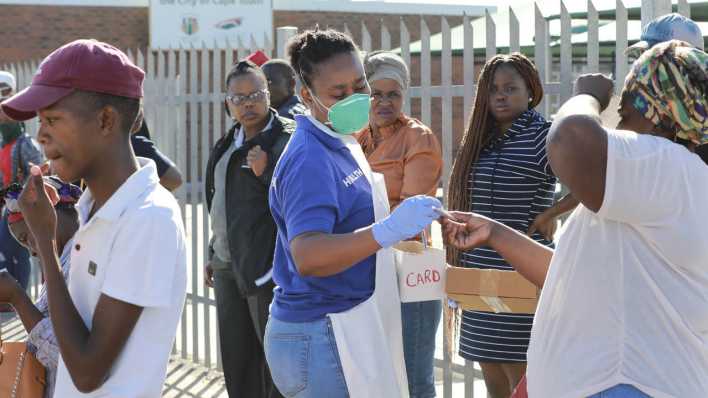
[446,53,577,398]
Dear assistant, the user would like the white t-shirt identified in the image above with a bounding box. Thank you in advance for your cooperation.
[54,158,188,397]
[528,129,708,398]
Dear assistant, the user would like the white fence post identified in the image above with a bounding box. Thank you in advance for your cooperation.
[263,32,273,58]
[616,0,629,95]
[534,2,549,118]
[509,6,520,54]
[177,43,189,361]
[237,35,247,62]
[462,13,474,125]
[587,0,600,73]
[362,22,372,53]
[641,0,654,28]
[343,23,353,40]
[400,18,411,116]
[250,34,259,53]
[200,42,211,368]
[420,17,432,127]
[381,19,391,51]
[441,18,454,394]
[276,27,298,59]
[653,0,672,20]
[441,16,452,203]
[560,1,573,103]
[678,0,691,18]
[212,42,225,371]
[485,8,496,60]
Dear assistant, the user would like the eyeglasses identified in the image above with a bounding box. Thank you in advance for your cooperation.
[226,89,268,106]
[371,91,402,103]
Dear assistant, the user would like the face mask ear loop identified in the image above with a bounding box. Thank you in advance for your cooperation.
[305,87,331,117]
[299,71,331,116]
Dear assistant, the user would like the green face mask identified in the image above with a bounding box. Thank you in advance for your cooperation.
[311,92,372,135]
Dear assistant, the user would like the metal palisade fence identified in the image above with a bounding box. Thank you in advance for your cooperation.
[1,0,689,396]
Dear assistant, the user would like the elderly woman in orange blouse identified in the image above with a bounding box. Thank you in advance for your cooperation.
[357,51,442,398]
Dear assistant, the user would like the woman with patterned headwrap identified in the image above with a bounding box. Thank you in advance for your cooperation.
[0,177,81,398]
[440,40,708,397]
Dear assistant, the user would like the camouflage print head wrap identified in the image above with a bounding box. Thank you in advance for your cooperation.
[621,40,708,145]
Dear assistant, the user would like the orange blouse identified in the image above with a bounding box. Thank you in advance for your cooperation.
[356,115,442,210]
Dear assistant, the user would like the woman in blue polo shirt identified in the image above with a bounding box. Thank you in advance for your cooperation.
[265,29,441,398]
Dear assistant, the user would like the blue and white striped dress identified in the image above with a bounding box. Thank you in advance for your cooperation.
[459,109,556,363]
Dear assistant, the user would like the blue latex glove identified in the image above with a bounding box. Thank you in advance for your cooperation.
[372,195,442,248]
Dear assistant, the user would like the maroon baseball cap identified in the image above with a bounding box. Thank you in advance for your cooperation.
[1,39,145,121]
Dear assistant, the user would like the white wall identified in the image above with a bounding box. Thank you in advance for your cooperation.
[0,0,147,6]
[0,0,494,16]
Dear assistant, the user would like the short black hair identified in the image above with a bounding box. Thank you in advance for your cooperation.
[225,60,267,87]
[69,90,142,134]
[262,59,296,82]
[287,28,360,88]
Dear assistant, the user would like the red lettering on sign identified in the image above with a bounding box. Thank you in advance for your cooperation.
[406,273,416,287]
[405,268,442,288]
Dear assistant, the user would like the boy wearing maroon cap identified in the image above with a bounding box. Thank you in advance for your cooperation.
[2,39,187,397]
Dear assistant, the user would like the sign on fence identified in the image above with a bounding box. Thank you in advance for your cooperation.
[149,0,273,49]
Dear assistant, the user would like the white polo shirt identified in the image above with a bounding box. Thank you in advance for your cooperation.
[54,158,187,397]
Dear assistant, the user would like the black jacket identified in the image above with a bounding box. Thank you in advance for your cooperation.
[205,110,294,296]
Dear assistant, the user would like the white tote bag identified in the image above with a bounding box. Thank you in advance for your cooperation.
[394,235,447,303]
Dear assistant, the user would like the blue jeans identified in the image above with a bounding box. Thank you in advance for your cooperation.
[264,316,349,398]
[402,300,442,398]
[0,215,29,288]
[588,384,651,397]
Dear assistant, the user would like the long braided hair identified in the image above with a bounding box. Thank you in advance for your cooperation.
[446,53,544,265]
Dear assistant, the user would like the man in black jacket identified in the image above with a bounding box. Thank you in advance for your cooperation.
[204,60,291,398]
[262,59,306,120]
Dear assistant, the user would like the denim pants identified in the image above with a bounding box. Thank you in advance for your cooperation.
[588,384,651,398]
[402,300,442,398]
[264,316,349,398]
[0,215,29,288]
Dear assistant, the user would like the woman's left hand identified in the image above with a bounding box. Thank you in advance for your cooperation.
[0,271,22,304]
[527,212,558,241]
[247,146,268,177]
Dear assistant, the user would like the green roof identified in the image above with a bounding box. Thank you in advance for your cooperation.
[396,1,708,57]
[548,19,708,56]
[544,0,708,21]
[394,4,590,56]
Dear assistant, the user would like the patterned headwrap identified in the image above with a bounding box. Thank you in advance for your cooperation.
[3,177,82,224]
[621,40,708,145]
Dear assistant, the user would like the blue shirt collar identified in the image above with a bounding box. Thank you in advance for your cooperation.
[294,114,348,150]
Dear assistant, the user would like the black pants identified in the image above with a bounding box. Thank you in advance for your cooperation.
[213,268,283,398]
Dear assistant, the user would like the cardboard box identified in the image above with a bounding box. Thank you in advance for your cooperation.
[445,266,539,314]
